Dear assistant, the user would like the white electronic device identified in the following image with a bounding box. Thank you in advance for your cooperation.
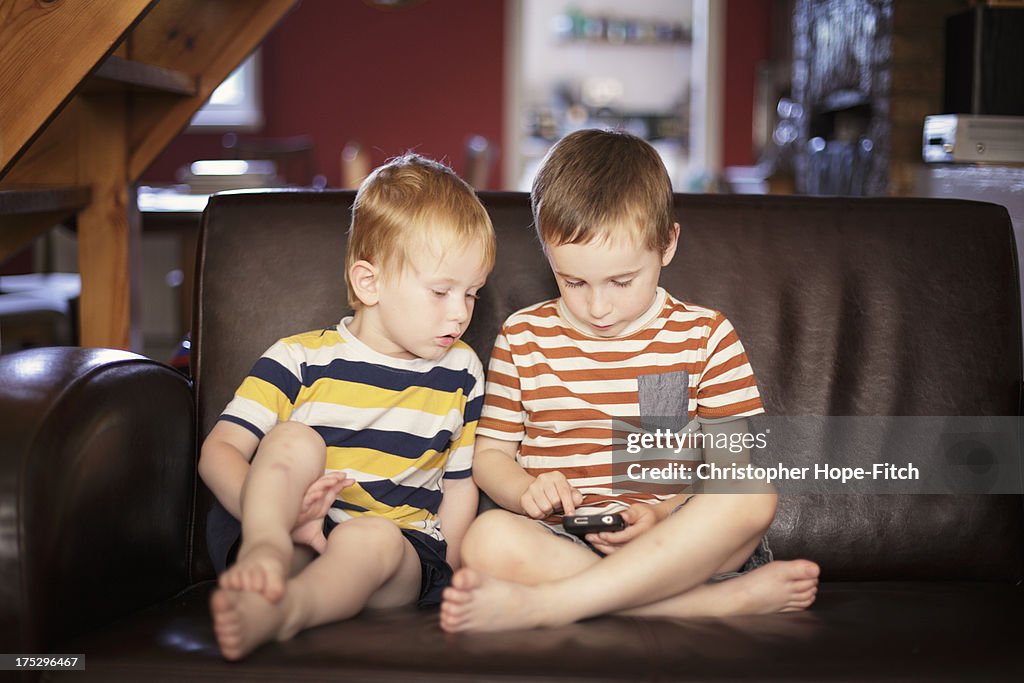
[923,115,1024,164]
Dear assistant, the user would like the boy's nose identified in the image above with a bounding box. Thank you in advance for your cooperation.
[587,290,612,319]
[448,296,469,323]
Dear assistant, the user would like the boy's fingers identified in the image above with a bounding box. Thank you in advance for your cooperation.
[521,495,543,519]
[588,539,618,555]
[557,483,577,516]
[542,486,563,513]
[599,526,637,543]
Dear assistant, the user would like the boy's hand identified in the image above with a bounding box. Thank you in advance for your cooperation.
[586,503,658,555]
[521,471,583,519]
[291,472,353,552]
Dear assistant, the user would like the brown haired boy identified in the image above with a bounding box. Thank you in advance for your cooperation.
[441,130,819,632]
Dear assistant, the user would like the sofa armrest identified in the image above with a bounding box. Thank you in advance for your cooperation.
[0,348,196,652]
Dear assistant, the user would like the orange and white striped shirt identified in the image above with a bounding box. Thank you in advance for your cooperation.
[477,288,764,518]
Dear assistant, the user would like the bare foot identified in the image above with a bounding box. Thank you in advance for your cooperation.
[219,540,291,603]
[714,559,820,615]
[440,560,821,632]
[626,559,821,619]
[210,588,291,661]
[441,568,559,632]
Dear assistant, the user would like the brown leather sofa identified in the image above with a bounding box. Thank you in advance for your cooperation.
[2,190,1022,681]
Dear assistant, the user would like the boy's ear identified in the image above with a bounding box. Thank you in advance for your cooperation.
[349,260,380,306]
[661,223,681,266]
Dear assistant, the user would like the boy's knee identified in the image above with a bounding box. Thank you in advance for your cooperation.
[686,493,776,536]
[264,422,326,451]
[258,423,326,470]
[731,493,777,535]
[462,510,531,571]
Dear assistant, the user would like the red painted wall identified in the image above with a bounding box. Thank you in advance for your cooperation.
[723,0,772,167]
[144,0,768,187]
[143,0,506,188]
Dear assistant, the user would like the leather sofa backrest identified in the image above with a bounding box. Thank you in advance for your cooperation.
[192,190,1023,583]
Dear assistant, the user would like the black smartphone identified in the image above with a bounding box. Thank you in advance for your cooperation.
[562,513,626,537]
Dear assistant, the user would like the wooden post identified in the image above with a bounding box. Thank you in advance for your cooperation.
[76,94,140,350]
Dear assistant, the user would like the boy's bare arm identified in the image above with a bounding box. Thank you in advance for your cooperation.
[473,435,582,517]
[644,418,775,518]
[199,420,260,519]
[699,418,777,497]
[591,419,775,554]
[471,436,529,511]
[437,476,478,570]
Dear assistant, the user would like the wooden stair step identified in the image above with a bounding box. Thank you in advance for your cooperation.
[0,185,92,263]
[86,56,197,96]
[0,185,92,216]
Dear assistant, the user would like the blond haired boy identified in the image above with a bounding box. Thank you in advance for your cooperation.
[441,130,819,632]
[199,154,495,659]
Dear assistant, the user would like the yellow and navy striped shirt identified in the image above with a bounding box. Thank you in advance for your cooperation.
[219,317,484,541]
[477,288,763,523]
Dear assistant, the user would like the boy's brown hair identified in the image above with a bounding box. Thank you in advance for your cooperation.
[345,153,496,309]
[531,129,675,253]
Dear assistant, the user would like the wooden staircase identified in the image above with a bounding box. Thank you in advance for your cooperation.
[0,0,298,349]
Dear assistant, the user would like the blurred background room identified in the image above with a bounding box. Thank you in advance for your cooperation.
[1,0,1021,363]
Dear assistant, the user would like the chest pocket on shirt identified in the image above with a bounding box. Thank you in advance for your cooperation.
[637,370,691,429]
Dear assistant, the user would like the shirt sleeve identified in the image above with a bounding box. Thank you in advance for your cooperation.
[217,339,301,438]
[444,353,485,479]
[476,330,527,442]
[696,313,765,418]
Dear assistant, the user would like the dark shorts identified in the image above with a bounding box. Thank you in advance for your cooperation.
[322,517,453,608]
[225,518,454,609]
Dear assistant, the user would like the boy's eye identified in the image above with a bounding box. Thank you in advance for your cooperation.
[564,280,585,289]
[431,289,448,297]
[611,279,634,288]
[467,291,480,300]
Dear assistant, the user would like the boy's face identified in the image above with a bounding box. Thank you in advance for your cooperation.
[361,236,490,360]
[544,226,678,338]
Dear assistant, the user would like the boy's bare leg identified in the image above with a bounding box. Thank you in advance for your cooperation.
[219,422,326,602]
[442,494,820,632]
[212,516,422,660]
[456,509,605,584]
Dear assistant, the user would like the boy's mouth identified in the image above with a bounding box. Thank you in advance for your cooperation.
[437,332,460,347]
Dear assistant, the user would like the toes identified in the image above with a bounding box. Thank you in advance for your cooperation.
[219,571,240,591]
[440,612,468,633]
[248,567,266,594]
[790,578,818,593]
[440,599,471,632]
[211,591,245,659]
[796,560,821,579]
[784,587,817,611]
[451,568,479,591]
[442,587,471,605]
[264,576,285,603]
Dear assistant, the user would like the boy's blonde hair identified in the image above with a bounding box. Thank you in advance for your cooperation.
[531,129,675,253]
[345,153,496,309]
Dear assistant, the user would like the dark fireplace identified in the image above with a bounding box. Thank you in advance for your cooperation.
[792,0,892,195]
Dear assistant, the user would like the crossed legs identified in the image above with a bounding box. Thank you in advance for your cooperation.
[441,495,819,632]
[211,422,422,659]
